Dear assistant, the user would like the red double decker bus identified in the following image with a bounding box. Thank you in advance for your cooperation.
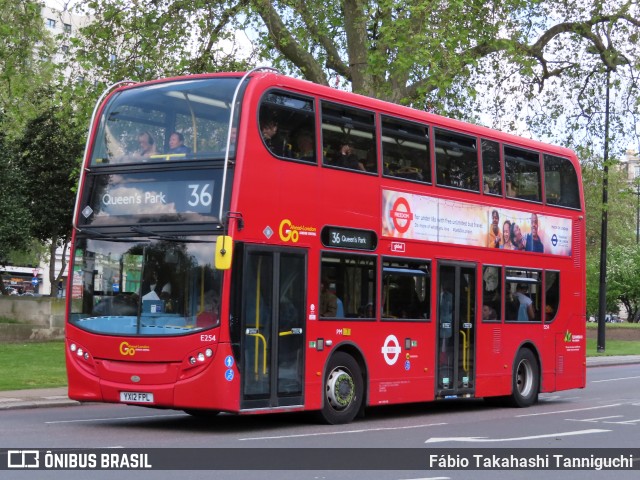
[66,69,585,424]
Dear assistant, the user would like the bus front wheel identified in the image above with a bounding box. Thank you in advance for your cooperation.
[321,352,363,425]
[510,348,539,407]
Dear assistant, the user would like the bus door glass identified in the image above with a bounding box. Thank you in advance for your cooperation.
[240,246,306,409]
[436,263,476,397]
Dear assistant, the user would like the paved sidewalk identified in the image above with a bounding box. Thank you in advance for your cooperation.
[1,356,638,411]
[0,386,77,410]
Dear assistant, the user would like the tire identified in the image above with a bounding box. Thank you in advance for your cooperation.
[320,352,364,424]
[509,348,539,407]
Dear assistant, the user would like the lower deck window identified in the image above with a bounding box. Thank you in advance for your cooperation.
[320,253,376,319]
[505,269,541,322]
[382,259,431,320]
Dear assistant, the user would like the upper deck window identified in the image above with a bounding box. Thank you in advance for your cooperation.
[481,139,501,196]
[435,129,479,192]
[321,102,377,173]
[544,154,581,209]
[381,116,430,183]
[259,91,315,162]
[504,146,541,202]
[91,78,241,165]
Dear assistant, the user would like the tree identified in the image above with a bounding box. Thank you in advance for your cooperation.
[582,157,638,318]
[0,116,31,294]
[74,0,253,83]
[75,1,640,151]
[0,0,55,139]
[16,103,84,297]
[608,244,640,322]
[582,157,637,250]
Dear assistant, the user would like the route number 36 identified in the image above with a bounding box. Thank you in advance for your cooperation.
[188,183,213,207]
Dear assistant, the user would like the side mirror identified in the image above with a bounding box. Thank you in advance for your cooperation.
[215,236,233,270]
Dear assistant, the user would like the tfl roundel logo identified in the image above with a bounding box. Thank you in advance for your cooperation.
[390,197,413,234]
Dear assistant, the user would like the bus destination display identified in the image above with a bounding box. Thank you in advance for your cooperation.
[80,169,224,225]
[321,226,377,251]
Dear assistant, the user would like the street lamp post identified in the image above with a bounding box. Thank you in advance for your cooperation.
[597,67,612,353]
[636,180,639,245]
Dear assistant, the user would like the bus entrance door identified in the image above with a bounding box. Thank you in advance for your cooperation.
[436,263,477,399]
[240,246,306,410]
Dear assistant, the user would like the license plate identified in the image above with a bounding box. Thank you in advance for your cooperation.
[120,391,154,403]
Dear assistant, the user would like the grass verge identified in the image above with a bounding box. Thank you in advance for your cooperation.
[586,338,640,356]
[0,341,66,391]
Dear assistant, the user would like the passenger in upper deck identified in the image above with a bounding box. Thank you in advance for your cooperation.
[335,141,365,171]
[136,132,157,158]
[293,130,315,161]
[167,132,191,155]
[260,114,279,151]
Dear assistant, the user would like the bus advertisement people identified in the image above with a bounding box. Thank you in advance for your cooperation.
[500,220,513,249]
[487,209,501,248]
[525,213,544,252]
[511,222,526,250]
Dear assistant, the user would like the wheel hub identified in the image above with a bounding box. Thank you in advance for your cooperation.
[326,368,354,409]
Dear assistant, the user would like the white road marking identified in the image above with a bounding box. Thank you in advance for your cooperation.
[591,376,640,383]
[45,413,187,424]
[566,415,624,423]
[425,429,610,444]
[602,418,640,425]
[239,423,447,441]
[516,403,622,417]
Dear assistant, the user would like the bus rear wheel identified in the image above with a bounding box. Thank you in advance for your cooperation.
[509,348,539,407]
[321,352,363,425]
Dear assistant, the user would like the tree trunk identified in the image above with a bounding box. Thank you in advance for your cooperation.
[48,237,69,297]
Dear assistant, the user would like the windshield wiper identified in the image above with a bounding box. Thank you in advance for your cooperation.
[78,228,149,243]
[130,226,213,243]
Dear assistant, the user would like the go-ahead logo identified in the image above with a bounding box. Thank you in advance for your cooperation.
[119,342,150,356]
[279,219,317,243]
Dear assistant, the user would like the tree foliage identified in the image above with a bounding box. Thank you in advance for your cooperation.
[0,117,31,280]
[16,102,85,296]
[72,1,640,154]
[608,244,640,322]
[74,0,253,82]
[0,0,55,138]
[582,157,637,250]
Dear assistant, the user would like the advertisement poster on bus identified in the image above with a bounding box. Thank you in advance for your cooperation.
[382,189,572,256]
